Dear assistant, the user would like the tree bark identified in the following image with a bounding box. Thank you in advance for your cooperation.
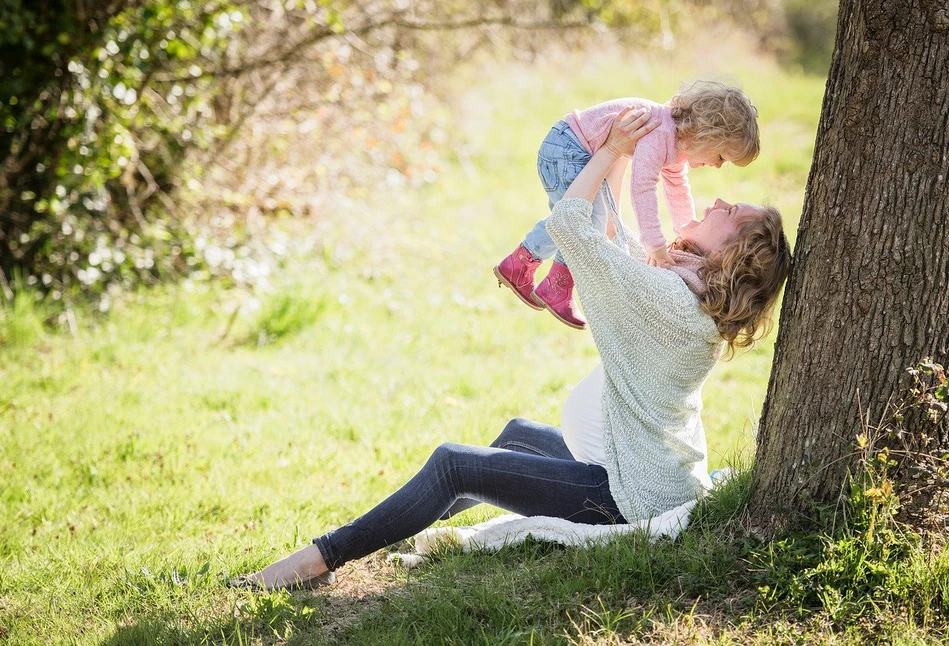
[745,0,949,536]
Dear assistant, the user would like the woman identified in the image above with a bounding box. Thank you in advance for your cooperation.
[236,108,791,590]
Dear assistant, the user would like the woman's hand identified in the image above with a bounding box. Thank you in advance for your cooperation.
[604,107,660,159]
[561,108,659,204]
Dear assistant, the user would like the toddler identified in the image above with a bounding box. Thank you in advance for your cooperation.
[494,81,760,329]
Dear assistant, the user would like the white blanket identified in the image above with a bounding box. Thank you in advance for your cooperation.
[387,499,697,569]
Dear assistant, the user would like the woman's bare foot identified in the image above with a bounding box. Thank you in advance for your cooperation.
[239,544,330,591]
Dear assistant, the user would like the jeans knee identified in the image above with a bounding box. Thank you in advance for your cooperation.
[429,442,462,468]
[493,417,532,447]
[504,417,529,434]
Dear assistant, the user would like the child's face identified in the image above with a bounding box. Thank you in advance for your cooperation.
[685,147,726,169]
[679,199,759,255]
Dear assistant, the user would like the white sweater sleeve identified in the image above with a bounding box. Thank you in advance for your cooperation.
[546,197,694,328]
[622,224,647,262]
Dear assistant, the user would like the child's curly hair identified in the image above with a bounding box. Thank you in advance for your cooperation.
[675,206,791,357]
[670,81,760,167]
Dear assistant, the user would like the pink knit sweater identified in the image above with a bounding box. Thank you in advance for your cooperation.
[564,98,696,252]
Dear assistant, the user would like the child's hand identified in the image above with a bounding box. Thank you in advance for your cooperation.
[646,247,676,268]
[604,107,660,159]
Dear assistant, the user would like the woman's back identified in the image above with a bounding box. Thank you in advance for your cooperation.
[547,197,722,520]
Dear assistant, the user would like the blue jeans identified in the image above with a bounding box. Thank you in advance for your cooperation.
[313,418,626,570]
[523,121,620,265]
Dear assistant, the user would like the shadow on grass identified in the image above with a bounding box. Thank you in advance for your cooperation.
[102,528,763,643]
[98,554,414,646]
[97,539,933,645]
[100,471,948,644]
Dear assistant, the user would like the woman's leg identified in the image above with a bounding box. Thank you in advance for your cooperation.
[246,418,620,589]
[312,433,622,574]
[247,418,592,589]
[439,417,575,519]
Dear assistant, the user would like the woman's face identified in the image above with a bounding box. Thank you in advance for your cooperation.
[679,199,760,255]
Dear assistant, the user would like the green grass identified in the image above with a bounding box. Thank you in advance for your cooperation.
[2,42,944,644]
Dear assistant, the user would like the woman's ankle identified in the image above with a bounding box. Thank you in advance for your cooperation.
[300,544,328,577]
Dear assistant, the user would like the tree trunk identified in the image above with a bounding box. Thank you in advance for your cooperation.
[745,0,949,536]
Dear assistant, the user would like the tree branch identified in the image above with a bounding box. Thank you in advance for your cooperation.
[153,13,593,82]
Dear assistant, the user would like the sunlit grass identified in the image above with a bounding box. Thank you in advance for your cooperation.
[0,291,46,349]
[0,42,872,644]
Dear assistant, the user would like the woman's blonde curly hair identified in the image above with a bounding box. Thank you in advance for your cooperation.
[670,81,760,167]
[674,206,791,358]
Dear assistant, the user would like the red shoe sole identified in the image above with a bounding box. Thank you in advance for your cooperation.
[494,266,544,311]
[531,291,587,330]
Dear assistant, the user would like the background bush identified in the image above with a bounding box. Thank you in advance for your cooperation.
[1,0,239,308]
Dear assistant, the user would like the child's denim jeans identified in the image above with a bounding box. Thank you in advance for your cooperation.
[523,120,621,265]
[312,417,625,571]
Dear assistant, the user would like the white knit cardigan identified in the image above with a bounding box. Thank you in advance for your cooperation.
[546,197,723,521]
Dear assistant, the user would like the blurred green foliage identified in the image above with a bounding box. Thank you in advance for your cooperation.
[243,288,330,347]
[0,0,839,312]
[0,288,44,348]
[694,0,839,73]
[782,0,839,73]
[0,0,238,307]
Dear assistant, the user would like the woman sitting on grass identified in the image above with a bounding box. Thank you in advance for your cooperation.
[236,108,791,591]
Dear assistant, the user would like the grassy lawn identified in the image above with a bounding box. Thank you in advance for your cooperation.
[5,41,941,644]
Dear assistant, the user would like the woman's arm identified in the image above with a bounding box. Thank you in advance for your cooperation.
[604,159,628,239]
[563,108,657,203]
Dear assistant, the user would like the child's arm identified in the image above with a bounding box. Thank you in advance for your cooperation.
[646,246,674,267]
[629,149,676,267]
[661,163,697,234]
